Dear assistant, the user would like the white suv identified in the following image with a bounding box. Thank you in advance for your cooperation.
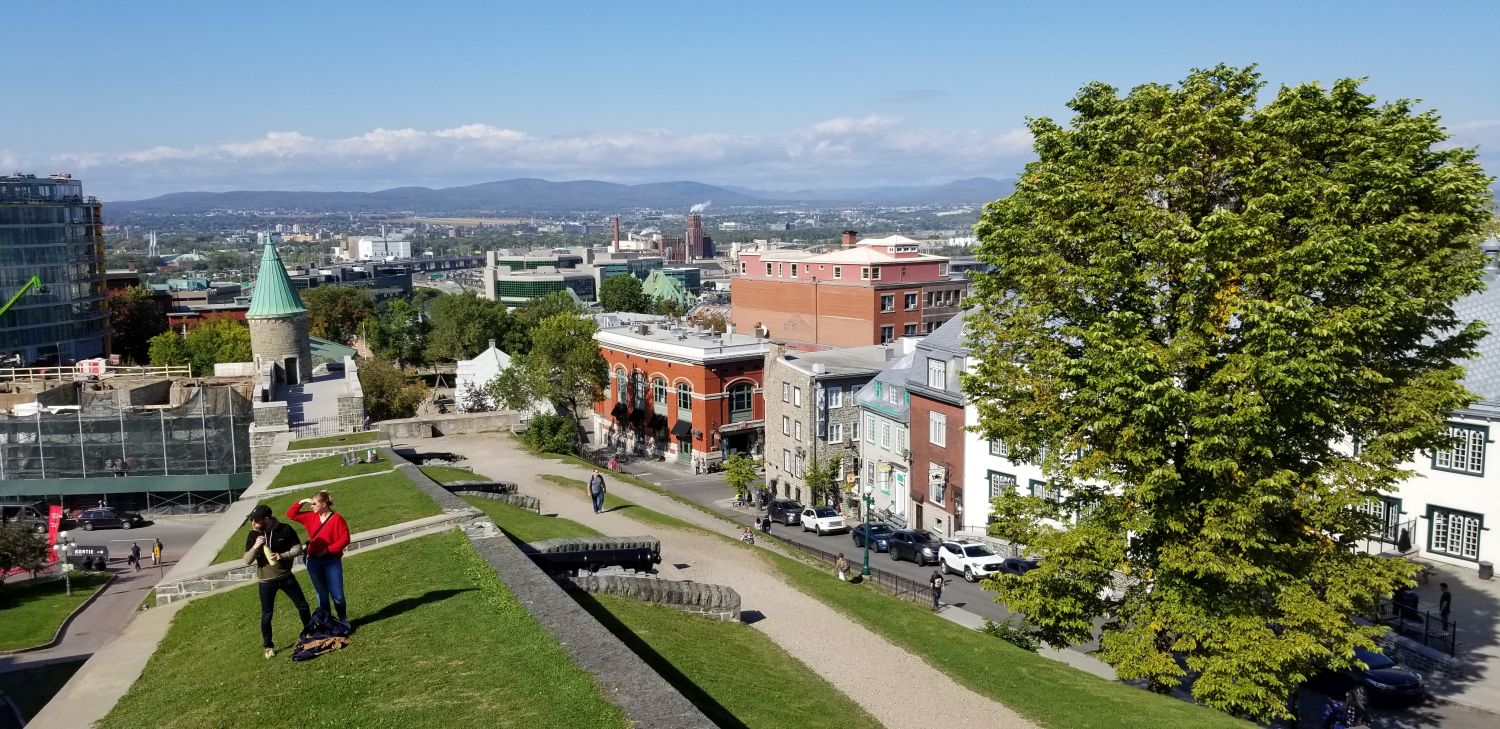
[938,540,1006,582]
[800,506,848,536]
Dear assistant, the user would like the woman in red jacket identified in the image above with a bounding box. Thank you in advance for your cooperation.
[286,490,351,623]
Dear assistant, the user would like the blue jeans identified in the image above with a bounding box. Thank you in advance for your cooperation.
[305,554,347,621]
[591,490,605,513]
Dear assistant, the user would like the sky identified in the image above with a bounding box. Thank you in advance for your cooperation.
[2,1,1497,201]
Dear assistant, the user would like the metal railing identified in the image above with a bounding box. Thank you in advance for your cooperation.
[1374,597,1457,656]
[0,364,192,383]
[761,530,936,605]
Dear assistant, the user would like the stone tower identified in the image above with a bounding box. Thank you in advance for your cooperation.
[246,241,312,384]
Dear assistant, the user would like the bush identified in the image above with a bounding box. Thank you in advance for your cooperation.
[521,413,576,454]
[980,616,1042,652]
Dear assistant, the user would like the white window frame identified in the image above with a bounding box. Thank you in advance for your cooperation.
[989,439,1007,457]
[927,358,947,389]
[833,266,842,279]
[1428,506,1483,561]
[794,420,802,442]
[783,449,791,472]
[851,418,860,442]
[929,411,947,447]
[905,292,918,310]
[881,295,895,313]
[828,422,843,443]
[782,415,790,435]
[938,262,949,277]
[865,415,875,443]
[880,421,891,450]
[880,325,894,343]
[793,386,802,407]
[765,263,773,276]
[829,387,843,408]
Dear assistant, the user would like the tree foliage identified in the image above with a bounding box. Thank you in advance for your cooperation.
[520,413,577,454]
[503,290,584,355]
[0,523,50,588]
[357,358,429,422]
[485,311,606,443]
[599,274,649,313]
[148,319,252,376]
[966,65,1493,720]
[803,454,843,505]
[106,286,167,364]
[366,298,429,368]
[722,453,759,500]
[425,291,513,363]
[301,286,376,345]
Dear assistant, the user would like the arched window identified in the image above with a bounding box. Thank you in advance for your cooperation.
[633,371,646,407]
[676,383,693,422]
[652,378,668,414]
[728,383,754,423]
[614,369,627,403]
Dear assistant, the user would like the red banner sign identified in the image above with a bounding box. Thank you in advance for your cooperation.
[45,504,63,564]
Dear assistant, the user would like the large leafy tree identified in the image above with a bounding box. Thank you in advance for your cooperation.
[0,523,50,588]
[503,290,584,355]
[357,358,429,421]
[599,274,649,313]
[301,286,376,344]
[105,286,167,364]
[486,311,607,444]
[148,319,251,376]
[966,65,1493,720]
[425,291,514,363]
[366,298,429,368]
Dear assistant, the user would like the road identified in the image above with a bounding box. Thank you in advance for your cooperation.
[607,454,1497,729]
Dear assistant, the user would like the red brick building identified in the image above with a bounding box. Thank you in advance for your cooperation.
[591,315,770,468]
[903,310,971,537]
[731,233,967,349]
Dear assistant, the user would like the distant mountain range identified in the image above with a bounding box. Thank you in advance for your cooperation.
[107,177,1013,214]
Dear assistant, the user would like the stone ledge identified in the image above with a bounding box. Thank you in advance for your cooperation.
[452,489,540,513]
[562,574,741,622]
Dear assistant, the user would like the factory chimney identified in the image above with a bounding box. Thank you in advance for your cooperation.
[687,214,704,259]
[612,216,620,252]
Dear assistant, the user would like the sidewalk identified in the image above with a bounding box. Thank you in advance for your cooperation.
[1406,557,1500,716]
[25,601,185,729]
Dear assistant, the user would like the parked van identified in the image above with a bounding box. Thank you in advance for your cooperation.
[0,502,49,534]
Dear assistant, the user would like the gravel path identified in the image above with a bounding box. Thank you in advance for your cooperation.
[434,435,1038,729]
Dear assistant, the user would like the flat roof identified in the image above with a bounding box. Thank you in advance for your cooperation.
[780,343,897,377]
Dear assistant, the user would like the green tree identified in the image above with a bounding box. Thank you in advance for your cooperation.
[721,453,759,501]
[425,291,514,363]
[182,319,252,376]
[357,358,429,421]
[107,287,167,364]
[0,523,50,589]
[651,296,686,318]
[966,65,1493,720]
[147,330,190,368]
[598,274,649,313]
[366,298,428,367]
[503,290,584,355]
[803,454,843,505]
[486,311,607,444]
[301,286,376,344]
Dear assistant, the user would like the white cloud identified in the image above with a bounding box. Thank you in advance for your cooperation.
[22,117,1035,199]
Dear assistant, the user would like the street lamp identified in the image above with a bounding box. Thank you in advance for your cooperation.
[861,484,874,577]
[58,532,74,596]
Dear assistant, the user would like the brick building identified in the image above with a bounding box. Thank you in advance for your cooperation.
[762,342,896,505]
[592,315,769,468]
[731,233,967,349]
[904,311,970,537]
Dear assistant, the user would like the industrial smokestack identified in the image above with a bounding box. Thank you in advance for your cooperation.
[613,216,620,252]
[687,214,704,259]
[841,230,859,248]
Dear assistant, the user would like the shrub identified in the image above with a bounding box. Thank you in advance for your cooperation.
[980,616,1042,652]
[522,413,576,454]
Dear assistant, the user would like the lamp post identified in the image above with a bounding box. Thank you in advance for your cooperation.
[59,532,74,596]
[861,485,873,577]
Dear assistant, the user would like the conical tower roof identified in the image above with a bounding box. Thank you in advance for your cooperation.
[246,242,307,319]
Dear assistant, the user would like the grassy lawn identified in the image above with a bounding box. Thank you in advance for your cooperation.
[541,474,711,536]
[270,453,392,488]
[461,495,602,543]
[762,551,1252,729]
[0,572,112,651]
[287,431,379,451]
[209,471,441,565]
[580,593,882,729]
[1,658,85,720]
[527,441,737,525]
[100,531,628,729]
[420,465,482,484]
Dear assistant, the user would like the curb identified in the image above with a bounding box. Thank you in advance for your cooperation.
[1430,692,1500,719]
[0,572,116,656]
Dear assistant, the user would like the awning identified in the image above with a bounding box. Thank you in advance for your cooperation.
[671,420,693,438]
[610,402,628,419]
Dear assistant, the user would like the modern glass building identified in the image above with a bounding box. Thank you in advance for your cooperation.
[490,269,596,307]
[0,174,109,365]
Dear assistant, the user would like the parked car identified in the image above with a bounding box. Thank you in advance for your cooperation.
[1,502,49,534]
[851,522,894,551]
[766,499,804,526]
[1338,647,1426,705]
[75,507,144,531]
[938,540,1006,582]
[997,557,1040,576]
[800,507,848,536]
[888,529,940,565]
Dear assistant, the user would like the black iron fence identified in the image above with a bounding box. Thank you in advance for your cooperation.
[761,530,936,606]
[1374,597,1456,656]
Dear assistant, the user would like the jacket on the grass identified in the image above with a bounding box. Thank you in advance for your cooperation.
[242,518,304,581]
[285,504,351,559]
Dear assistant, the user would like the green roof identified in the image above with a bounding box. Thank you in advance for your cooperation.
[309,336,357,365]
[245,243,307,319]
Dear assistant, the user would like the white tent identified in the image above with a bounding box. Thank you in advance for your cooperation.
[455,340,511,412]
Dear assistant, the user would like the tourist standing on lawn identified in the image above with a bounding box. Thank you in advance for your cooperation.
[244,504,311,659]
[836,553,850,581]
[588,469,607,514]
[286,491,351,623]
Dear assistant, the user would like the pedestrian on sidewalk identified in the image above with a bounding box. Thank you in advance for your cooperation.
[129,542,141,571]
[244,504,312,659]
[929,569,944,611]
[151,537,163,566]
[286,491,352,625]
[836,553,850,581]
[1440,582,1453,629]
[588,469,608,513]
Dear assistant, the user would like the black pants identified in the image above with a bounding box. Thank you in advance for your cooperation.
[258,574,312,649]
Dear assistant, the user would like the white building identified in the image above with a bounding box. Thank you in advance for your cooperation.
[855,338,921,526]
[354,234,411,260]
[455,340,511,412]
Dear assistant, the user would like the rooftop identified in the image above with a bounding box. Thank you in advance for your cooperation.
[245,243,307,319]
[595,319,770,362]
[780,343,900,377]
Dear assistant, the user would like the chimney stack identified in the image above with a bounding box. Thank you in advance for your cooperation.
[612,216,620,252]
[687,214,704,259]
[841,230,859,248]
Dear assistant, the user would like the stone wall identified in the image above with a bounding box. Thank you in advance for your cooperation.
[378,411,516,439]
[249,423,288,475]
[564,574,741,621]
[249,314,313,384]
[1369,622,1459,677]
[337,356,366,429]
[452,489,541,513]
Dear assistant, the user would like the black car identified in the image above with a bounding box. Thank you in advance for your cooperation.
[997,557,1040,576]
[851,522,894,552]
[75,507,144,531]
[766,499,804,526]
[888,529,940,565]
[1338,647,1426,705]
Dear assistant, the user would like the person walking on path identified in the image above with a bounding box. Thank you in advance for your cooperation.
[836,553,850,581]
[244,504,312,659]
[1440,582,1453,629]
[151,537,163,566]
[588,469,608,513]
[929,569,944,611]
[286,491,352,624]
[128,542,141,571]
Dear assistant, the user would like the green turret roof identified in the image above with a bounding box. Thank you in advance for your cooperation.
[246,242,307,319]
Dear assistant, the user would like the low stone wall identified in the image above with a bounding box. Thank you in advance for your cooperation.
[529,536,662,555]
[1373,627,1458,677]
[266,440,394,469]
[564,574,741,622]
[453,489,540,513]
[379,411,517,439]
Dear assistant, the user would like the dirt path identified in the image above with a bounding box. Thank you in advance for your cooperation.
[433,434,1037,729]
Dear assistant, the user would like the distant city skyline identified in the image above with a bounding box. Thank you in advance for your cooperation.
[3,1,1496,200]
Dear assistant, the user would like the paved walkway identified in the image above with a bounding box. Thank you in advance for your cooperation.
[436,434,1039,729]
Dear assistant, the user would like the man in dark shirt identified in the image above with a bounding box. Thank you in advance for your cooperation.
[1440,582,1453,629]
[244,504,312,658]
